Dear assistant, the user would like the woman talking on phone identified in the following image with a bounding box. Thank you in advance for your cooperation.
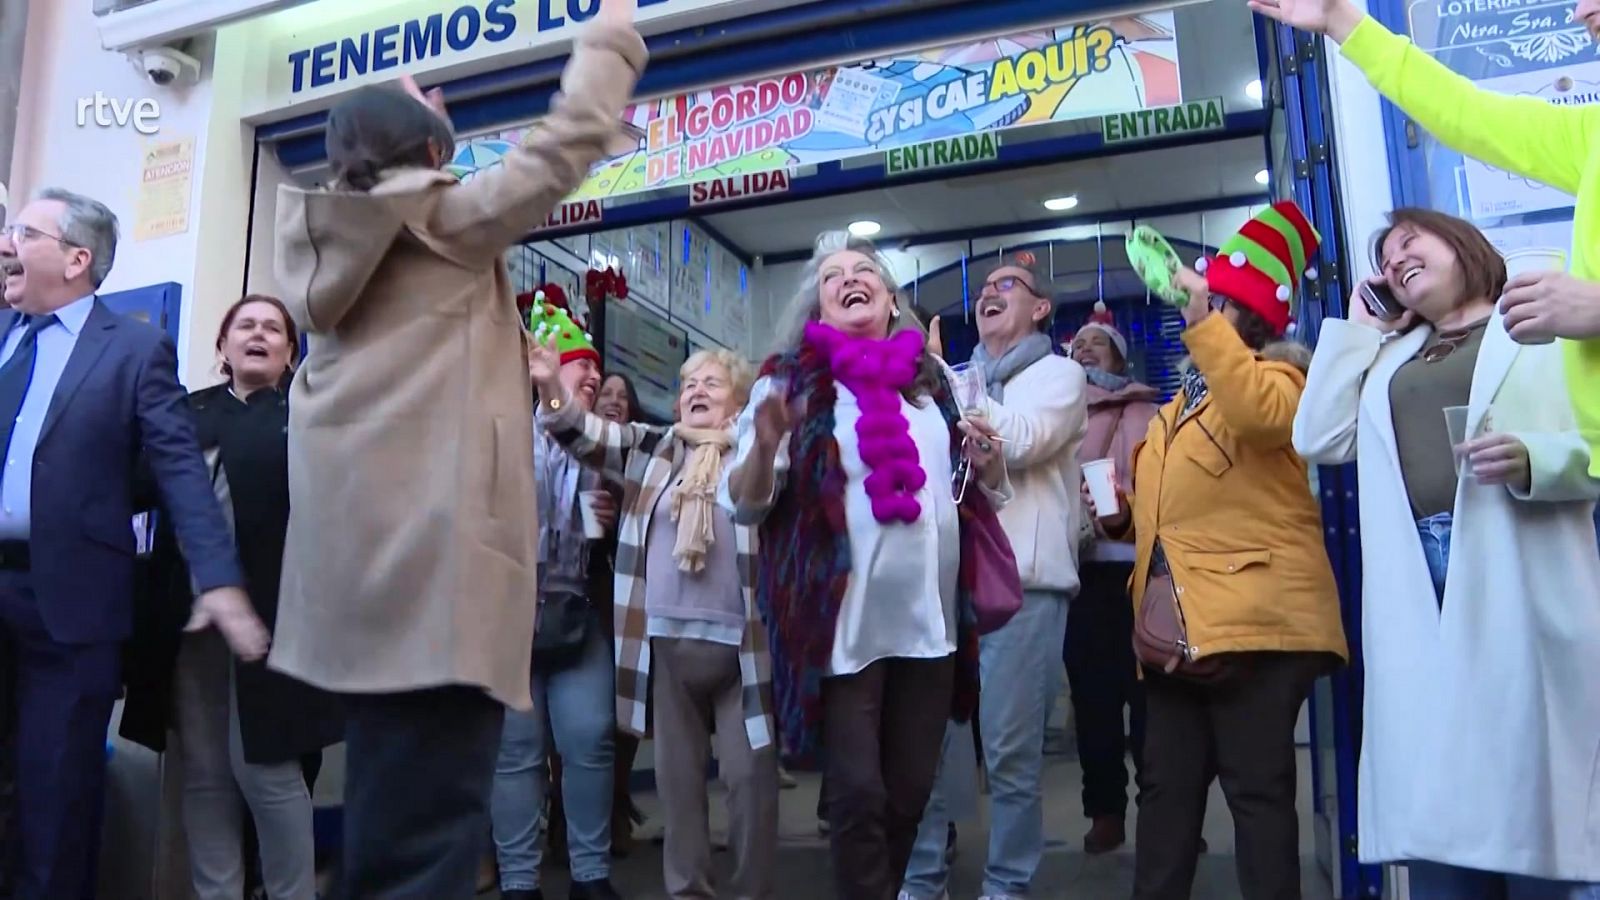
[1089,204,1347,899]
[1293,209,1600,895]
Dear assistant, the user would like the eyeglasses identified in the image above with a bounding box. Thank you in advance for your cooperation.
[983,276,1042,297]
[1,223,78,247]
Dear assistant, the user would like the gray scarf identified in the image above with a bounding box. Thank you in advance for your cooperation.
[970,332,1054,402]
[1085,366,1134,393]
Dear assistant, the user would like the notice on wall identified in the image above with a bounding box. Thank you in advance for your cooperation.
[604,300,688,422]
[133,136,195,241]
[1461,63,1599,220]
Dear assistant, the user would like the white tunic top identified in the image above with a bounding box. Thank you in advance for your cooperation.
[724,375,967,676]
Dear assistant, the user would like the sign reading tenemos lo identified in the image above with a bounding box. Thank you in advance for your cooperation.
[258,0,799,115]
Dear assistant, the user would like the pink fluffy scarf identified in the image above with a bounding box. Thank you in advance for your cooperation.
[802,321,927,524]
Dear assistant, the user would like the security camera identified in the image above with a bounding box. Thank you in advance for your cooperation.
[128,47,200,88]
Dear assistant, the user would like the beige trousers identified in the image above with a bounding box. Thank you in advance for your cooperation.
[651,637,779,900]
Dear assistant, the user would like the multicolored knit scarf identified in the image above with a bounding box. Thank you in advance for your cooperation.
[756,338,979,768]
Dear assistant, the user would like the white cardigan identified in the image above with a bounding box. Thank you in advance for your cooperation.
[977,354,1089,597]
[1292,315,1600,880]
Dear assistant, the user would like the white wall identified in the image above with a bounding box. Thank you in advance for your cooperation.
[10,0,257,385]
[1324,0,1395,284]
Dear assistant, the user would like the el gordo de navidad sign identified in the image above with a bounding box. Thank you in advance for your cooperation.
[255,0,807,115]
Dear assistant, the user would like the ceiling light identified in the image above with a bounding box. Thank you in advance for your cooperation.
[1043,195,1079,211]
[1246,79,1263,101]
[1255,168,1270,185]
[847,220,881,236]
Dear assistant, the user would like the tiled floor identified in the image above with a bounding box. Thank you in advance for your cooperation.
[508,748,1336,899]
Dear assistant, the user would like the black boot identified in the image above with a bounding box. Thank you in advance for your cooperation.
[570,879,622,900]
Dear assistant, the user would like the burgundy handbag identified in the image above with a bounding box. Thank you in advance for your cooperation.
[959,490,1024,635]
[1134,544,1231,682]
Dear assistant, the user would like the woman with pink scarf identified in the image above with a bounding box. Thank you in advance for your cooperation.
[1063,319,1162,855]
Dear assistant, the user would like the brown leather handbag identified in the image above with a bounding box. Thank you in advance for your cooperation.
[1134,544,1231,682]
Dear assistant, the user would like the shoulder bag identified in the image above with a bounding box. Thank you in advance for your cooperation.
[1134,542,1231,682]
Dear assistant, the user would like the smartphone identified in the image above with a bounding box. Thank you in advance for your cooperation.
[1359,281,1404,321]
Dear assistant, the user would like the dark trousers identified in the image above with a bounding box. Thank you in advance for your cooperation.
[333,686,504,900]
[0,576,120,900]
[1133,652,1331,900]
[1065,561,1146,819]
[821,655,954,900]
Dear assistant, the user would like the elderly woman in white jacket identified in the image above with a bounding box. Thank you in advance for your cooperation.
[1292,208,1600,895]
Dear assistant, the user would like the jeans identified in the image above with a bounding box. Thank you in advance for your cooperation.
[491,618,615,890]
[1417,512,1453,606]
[1408,861,1600,899]
[903,590,1069,898]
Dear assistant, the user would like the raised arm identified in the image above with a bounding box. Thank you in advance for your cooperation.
[1184,314,1307,448]
[426,8,647,262]
[542,400,663,484]
[1253,0,1599,193]
[721,376,792,525]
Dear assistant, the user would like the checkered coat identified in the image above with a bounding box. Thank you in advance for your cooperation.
[544,405,774,750]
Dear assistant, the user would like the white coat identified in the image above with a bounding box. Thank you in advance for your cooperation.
[1292,314,1600,880]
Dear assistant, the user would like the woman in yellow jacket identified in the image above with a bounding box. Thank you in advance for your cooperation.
[1093,203,1348,900]
[1249,0,1600,476]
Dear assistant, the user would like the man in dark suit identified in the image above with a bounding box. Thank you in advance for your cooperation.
[0,187,270,899]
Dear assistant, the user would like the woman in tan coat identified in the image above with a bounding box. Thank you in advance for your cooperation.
[1091,203,1347,900]
[266,3,646,895]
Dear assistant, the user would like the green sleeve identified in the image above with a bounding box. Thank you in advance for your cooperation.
[1340,15,1600,194]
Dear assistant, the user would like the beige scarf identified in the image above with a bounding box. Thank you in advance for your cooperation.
[669,424,735,573]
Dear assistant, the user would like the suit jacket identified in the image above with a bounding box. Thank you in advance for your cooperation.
[1,301,242,644]
[266,21,647,709]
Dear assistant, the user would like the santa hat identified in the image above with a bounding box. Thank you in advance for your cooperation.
[1194,201,1320,336]
[1075,320,1128,362]
[528,292,598,366]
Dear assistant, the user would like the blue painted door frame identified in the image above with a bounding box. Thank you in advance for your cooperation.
[1258,15,1385,899]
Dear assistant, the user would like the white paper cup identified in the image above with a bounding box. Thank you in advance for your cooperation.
[578,490,607,540]
[1503,247,1567,281]
[1082,458,1119,516]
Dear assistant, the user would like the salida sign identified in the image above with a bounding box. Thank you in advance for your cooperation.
[688,170,791,207]
[532,199,603,231]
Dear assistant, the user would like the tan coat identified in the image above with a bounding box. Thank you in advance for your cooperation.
[266,23,647,710]
[1124,314,1348,663]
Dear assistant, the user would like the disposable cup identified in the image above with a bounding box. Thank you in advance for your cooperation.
[578,490,607,540]
[1082,458,1119,516]
[1503,247,1567,281]
[1443,406,1470,476]
[1503,248,1568,345]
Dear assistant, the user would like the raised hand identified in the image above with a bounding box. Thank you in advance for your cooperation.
[1347,277,1416,334]
[753,387,796,450]
[928,315,944,358]
[528,333,563,389]
[399,74,449,122]
[596,0,638,28]
[1247,0,1365,42]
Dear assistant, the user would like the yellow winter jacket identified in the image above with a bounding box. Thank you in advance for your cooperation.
[1123,314,1349,663]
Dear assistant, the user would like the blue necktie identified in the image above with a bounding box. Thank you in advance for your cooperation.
[0,315,55,462]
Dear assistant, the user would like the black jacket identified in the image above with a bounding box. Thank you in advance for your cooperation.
[121,381,342,764]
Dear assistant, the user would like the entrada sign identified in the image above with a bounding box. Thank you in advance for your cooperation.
[885,131,1001,176]
[1102,97,1225,144]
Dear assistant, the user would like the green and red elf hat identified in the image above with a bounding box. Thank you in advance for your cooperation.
[527,289,599,366]
[1194,201,1320,337]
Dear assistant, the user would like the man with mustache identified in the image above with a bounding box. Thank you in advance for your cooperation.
[0,187,267,899]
